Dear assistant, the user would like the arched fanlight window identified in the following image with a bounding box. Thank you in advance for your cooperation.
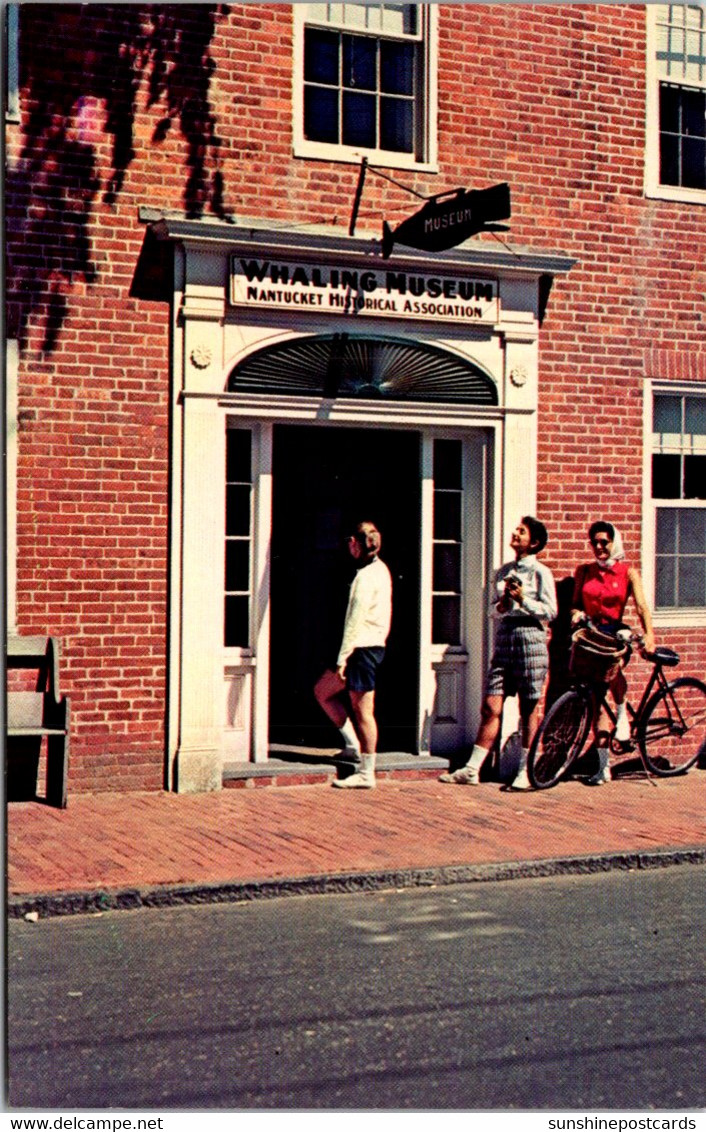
[227,334,497,405]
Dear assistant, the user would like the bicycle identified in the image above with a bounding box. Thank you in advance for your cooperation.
[527,623,706,789]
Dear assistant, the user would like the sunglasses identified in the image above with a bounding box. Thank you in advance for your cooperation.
[591,538,612,548]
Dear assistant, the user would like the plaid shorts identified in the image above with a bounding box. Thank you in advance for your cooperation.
[485,622,549,703]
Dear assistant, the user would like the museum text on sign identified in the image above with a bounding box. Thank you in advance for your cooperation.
[230,257,499,324]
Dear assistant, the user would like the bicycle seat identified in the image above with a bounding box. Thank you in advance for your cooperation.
[644,646,680,667]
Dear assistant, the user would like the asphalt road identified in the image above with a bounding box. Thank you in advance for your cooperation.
[7,864,706,1111]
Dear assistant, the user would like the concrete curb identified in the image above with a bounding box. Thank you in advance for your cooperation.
[8,844,706,919]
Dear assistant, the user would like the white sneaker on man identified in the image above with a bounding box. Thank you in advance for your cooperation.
[332,754,376,789]
[510,766,532,790]
[438,767,480,785]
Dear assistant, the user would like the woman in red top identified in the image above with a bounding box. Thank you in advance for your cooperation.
[571,520,655,784]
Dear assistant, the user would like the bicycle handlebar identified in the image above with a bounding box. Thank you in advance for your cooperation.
[573,618,676,667]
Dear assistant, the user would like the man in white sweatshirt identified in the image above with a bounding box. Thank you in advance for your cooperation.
[314,520,393,789]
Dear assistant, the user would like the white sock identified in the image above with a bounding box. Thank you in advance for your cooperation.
[615,703,629,739]
[467,744,489,772]
[339,719,360,750]
[519,748,529,771]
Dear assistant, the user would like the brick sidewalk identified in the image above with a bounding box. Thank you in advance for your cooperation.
[8,770,706,903]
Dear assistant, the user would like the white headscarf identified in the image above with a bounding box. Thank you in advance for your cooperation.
[596,521,625,569]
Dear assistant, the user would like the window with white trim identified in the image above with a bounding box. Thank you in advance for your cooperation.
[225,428,253,647]
[646,5,706,202]
[293,3,437,170]
[5,3,19,122]
[432,438,463,644]
[652,391,706,609]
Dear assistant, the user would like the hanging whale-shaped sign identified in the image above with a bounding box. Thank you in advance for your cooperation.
[382,182,511,259]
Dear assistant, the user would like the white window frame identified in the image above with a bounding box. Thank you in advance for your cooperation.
[643,381,706,627]
[292,3,438,173]
[645,4,706,205]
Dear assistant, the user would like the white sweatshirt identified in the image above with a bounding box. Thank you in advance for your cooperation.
[337,557,393,668]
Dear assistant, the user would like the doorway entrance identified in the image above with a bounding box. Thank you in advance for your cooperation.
[269,425,420,753]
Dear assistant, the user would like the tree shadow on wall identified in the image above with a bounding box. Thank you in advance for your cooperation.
[6,3,232,352]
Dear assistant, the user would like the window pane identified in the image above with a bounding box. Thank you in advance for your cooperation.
[656,507,678,554]
[433,543,461,593]
[433,439,462,489]
[381,96,414,151]
[684,26,706,84]
[654,394,682,434]
[434,492,461,540]
[669,23,686,75]
[684,455,706,498]
[682,86,706,135]
[660,83,681,133]
[305,85,339,143]
[652,453,682,497]
[686,397,706,435]
[343,34,376,90]
[225,540,250,592]
[682,136,706,189]
[226,484,251,536]
[225,595,249,648]
[660,132,681,184]
[381,3,417,35]
[679,508,706,552]
[344,3,368,30]
[226,429,251,483]
[432,596,461,645]
[342,90,376,146]
[655,556,676,607]
[304,27,339,84]
[380,40,414,95]
[678,556,706,605]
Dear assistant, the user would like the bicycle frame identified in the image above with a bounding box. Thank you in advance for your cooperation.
[582,652,673,747]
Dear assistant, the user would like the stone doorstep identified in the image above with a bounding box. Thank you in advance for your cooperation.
[223,748,451,788]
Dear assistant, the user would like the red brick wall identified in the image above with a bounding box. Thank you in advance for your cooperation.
[7,4,706,791]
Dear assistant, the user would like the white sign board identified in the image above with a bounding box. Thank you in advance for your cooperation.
[230,257,499,324]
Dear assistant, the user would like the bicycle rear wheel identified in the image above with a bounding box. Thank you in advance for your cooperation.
[528,689,593,789]
[637,676,706,776]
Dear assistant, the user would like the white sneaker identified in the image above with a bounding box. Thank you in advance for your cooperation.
[587,764,612,786]
[332,769,375,789]
[587,750,612,785]
[438,767,480,785]
[333,755,375,789]
[510,767,532,791]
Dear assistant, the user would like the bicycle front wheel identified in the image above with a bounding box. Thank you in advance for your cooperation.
[528,689,593,789]
[637,676,706,776]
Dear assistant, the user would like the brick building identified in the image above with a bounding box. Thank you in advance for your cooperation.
[5,3,706,795]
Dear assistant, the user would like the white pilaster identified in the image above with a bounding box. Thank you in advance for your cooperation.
[176,393,225,792]
[251,424,273,762]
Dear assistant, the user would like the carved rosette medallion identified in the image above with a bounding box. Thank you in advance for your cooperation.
[190,344,213,370]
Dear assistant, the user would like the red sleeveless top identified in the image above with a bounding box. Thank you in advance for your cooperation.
[578,560,631,624]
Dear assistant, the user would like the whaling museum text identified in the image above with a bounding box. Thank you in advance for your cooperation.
[230,258,499,324]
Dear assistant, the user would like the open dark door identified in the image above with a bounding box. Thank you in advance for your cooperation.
[269,425,420,752]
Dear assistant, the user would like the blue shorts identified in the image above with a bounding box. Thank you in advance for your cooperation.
[345,647,385,693]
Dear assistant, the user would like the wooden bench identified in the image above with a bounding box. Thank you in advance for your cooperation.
[7,635,70,808]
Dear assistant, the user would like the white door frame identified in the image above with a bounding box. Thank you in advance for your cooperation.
[218,395,528,765]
